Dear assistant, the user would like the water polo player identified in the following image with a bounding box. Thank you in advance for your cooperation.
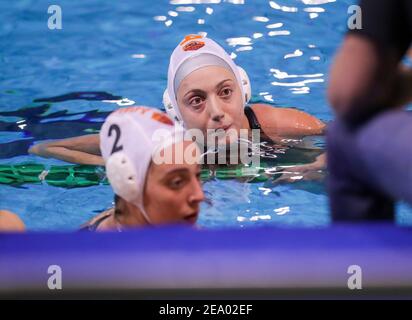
[81,106,204,231]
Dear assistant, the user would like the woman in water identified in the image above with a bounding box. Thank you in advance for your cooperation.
[29,35,326,175]
[81,106,204,231]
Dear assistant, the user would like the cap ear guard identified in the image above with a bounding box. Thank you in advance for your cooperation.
[237,66,251,105]
[163,89,183,125]
[163,65,251,124]
[105,152,140,204]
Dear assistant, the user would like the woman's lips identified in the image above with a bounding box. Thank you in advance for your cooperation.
[216,124,232,131]
[184,211,199,224]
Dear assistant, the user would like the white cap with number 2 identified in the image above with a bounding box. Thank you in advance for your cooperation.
[99,106,183,223]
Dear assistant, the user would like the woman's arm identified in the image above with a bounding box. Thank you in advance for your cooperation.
[28,134,103,165]
[251,103,326,139]
[274,153,327,183]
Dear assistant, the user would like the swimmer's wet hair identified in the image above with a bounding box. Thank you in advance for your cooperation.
[114,194,122,215]
[114,194,120,205]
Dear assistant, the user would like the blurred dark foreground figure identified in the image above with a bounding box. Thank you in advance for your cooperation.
[327,0,412,221]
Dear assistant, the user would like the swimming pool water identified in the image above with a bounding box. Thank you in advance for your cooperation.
[1,0,411,230]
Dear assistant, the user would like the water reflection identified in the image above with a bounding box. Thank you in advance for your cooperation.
[170,0,221,4]
[269,1,298,13]
[0,92,133,159]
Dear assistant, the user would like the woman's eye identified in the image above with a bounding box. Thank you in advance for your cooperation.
[189,97,203,108]
[220,88,232,97]
[169,177,185,189]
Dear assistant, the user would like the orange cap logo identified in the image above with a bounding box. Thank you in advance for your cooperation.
[183,41,205,51]
[180,34,205,52]
[114,107,173,125]
[151,112,173,126]
[180,34,203,46]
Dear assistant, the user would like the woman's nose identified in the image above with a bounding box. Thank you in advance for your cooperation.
[207,97,225,122]
[189,179,205,204]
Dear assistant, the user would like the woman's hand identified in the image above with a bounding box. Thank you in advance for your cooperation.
[272,153,326,183]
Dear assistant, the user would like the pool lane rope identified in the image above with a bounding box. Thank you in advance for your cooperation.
[0,162,271,188]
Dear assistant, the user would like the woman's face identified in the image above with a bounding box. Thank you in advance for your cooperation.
[176,66,244,144]
[143,141,204,225]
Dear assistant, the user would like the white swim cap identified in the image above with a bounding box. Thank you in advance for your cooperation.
[100,106,184,223]
[164,34,251,126]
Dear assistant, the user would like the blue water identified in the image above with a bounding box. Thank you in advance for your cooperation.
[1,0,411,230]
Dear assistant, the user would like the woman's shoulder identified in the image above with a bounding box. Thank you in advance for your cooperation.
[249,103,325,137]
[249,103,282,129]
[250,103,298,115]
[249,103,292,122]
[80,208,115,231]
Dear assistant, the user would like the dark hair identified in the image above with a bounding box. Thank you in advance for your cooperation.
[114,194,122,215]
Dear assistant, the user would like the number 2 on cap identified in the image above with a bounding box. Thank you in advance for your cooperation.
[108,124,123,154]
